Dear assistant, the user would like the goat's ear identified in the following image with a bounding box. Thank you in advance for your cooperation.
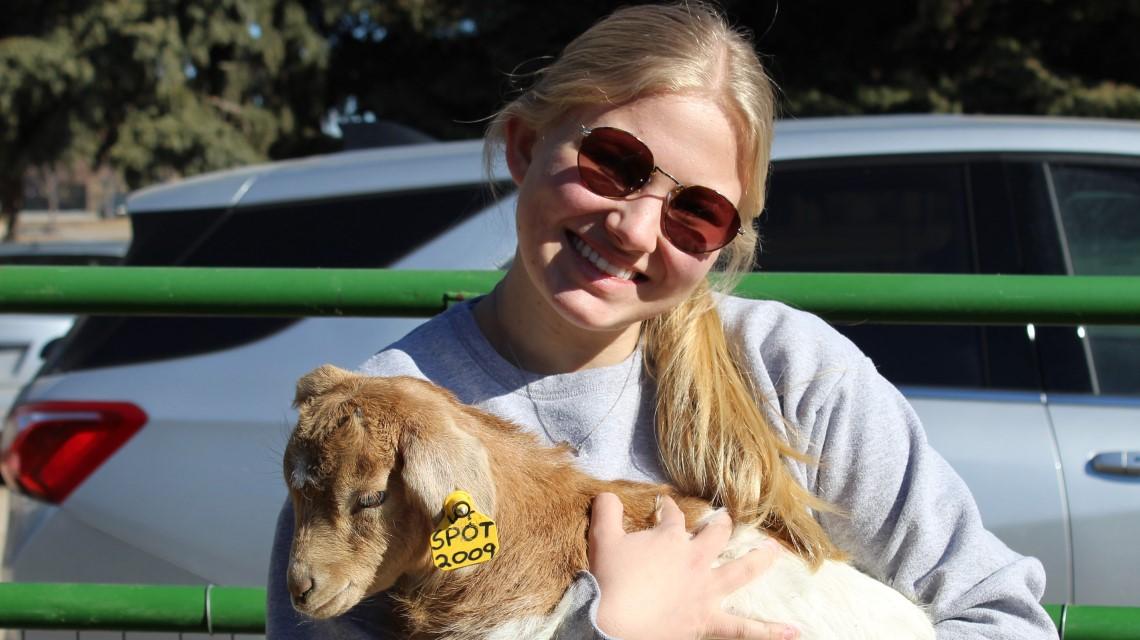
[400,412,496,521]
[294,364,354,408]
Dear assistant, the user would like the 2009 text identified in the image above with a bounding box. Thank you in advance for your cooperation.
[434,542,498,569]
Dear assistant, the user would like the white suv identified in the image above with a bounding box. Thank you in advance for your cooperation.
[4,115,1140,612]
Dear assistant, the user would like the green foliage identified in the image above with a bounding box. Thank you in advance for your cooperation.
[726,0,1140,119]
[308,0,1140,139]
[3,0,1140,241]
[314,0,626,140]
[0,35,89,166]
[0,0,332,238]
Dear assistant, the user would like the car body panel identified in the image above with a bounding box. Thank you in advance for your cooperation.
[127,140,500,214]
[1046,399,1140,605]
[4,494,204,584]
[0,315,73,418]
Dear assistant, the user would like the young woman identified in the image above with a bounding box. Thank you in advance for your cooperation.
[267,3,1054,638]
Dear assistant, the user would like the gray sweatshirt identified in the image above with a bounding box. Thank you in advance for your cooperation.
[266,295,1055,639]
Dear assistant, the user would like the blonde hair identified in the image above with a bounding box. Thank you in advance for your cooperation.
[485,2,840,566]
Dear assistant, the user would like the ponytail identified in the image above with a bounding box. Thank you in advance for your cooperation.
[645,282,842,566]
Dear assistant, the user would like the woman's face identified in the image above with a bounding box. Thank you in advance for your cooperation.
[504,92,743,336]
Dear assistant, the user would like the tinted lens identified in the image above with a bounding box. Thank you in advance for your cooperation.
[663,186,741,253]
[578,127,655,197]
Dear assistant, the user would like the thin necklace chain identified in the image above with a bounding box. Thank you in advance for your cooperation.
[495,295,640,456]
[503,336,638,456]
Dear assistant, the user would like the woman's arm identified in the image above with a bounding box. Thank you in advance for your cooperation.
[804,355,1054,639]
[717,297,1054,638]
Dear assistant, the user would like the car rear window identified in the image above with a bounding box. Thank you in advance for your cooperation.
[760,162,973,273]
[761,159,1038,391]
[43,185,497,374]
[1049,161,1140,395]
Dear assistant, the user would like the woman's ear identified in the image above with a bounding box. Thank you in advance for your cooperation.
[504,117,538,187]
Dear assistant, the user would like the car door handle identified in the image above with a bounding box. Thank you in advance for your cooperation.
[1089,451,1140,476]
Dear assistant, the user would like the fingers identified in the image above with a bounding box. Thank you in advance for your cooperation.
[705,611,799,640]
[589,492,626,545]
[713,543,780,592]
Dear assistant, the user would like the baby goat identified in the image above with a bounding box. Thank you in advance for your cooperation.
[283,364,935,639]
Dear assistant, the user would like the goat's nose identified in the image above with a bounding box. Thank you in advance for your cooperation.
[289,573,316,604]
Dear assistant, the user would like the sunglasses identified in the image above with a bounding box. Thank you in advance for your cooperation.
[577,125,743,254]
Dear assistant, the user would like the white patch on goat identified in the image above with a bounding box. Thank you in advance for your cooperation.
[481,507,933,640]
[715,526,935,639]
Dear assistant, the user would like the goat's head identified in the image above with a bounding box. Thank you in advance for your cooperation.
[283,365,496,618]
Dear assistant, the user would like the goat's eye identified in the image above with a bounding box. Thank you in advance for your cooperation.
[357,491,387,510]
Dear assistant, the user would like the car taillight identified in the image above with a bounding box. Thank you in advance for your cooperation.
[0,402,147,504]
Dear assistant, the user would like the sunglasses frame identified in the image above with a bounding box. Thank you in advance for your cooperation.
[577,124,744,254]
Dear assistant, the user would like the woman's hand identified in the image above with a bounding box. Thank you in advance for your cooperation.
[588,493,797,640]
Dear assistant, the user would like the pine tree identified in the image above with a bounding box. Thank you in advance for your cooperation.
[1,0,331,240]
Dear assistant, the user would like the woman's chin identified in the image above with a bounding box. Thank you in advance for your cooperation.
[547,289,654,337]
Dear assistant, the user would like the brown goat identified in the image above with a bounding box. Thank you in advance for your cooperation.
[283,365,934,639]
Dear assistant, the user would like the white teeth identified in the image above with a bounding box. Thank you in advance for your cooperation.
[572,237,634,280]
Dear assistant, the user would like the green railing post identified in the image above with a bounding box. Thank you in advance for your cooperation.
[2,584,1140,636]
[1046,604,1063,629]
[2,267,1140,323]
[1061,605,1140,640]
[0,583,264,632]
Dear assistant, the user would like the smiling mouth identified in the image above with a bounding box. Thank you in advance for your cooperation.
[569,233,638,281]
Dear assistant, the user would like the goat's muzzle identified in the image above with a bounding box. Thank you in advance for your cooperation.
[285,555,369,619]
[288,565,316,606]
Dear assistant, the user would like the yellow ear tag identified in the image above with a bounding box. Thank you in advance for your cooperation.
[430,490,500,571]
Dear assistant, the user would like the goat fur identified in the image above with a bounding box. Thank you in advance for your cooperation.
[283,365,935,639]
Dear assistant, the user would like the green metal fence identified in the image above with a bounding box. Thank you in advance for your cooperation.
[3,267,1140,638]
[0,583,263,634]
[0,583,1135,637]
[2,267,1140,323]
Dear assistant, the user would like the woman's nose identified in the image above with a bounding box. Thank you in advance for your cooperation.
[604,194,662,254]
